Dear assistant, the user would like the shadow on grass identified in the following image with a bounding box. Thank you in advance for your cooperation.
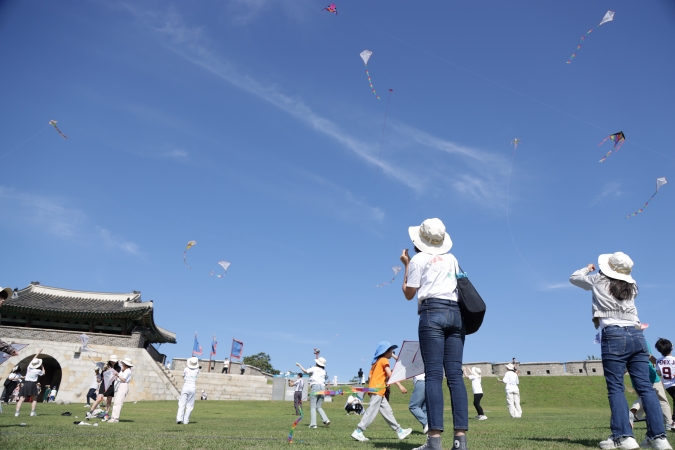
[527,437,599,448]
[0,424,29,428]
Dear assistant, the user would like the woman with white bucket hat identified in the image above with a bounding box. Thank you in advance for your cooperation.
[400,218,468,450]
[14,349,43,417]
[463,367,486,420]
[571,252,671,450]
[108,357,133,423]
[176,357,200,424]
[296,357,330,428]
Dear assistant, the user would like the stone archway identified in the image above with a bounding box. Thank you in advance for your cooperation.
[16,354,62,402]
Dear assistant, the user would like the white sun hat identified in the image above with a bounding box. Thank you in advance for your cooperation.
[505,363,515,371]
[471,367,481,376]
[315,357,327,367]
[109,354,119,363]
[598,252,635,284]
[122,358,133,367]
[187,357,199,369]
[408,218,452,255]
[0,287,12,300]
[29,358,42,368]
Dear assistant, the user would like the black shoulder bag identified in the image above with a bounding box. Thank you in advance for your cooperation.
[456,265,486,335]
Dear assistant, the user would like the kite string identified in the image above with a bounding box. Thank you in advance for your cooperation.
[364,65,380,99]
[626,190,659,218]
[374,89,393,184]
[0,124,50,162]
[339,10,674,162]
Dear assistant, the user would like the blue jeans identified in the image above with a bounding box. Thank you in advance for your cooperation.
[601,325,666,439]
[309,384,329,426]
[409,379,427,426]
[418,299,468,432]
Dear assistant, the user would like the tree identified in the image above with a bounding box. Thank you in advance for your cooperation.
[242,352,280,375]
[586,355,600,360]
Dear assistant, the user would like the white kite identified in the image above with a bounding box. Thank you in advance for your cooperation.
[626,177,667,218]
[567,11,615,63]
[210,260,231,278]
[359,50,380,99]
[375,266,402,287]
[388,341,424,384]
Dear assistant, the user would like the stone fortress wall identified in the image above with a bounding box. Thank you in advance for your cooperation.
[466,360,604,377]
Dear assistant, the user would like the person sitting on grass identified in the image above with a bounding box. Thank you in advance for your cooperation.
[571,253,671,450]
[350,341,412,442]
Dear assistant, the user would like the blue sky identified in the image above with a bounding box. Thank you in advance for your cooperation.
[0,1,674,381]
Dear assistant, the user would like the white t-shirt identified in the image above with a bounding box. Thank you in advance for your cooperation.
[468,375,483,394]
[293,378,304,392]
[118,368,132,383]
[413,373,426,383]
[407,252,459,304]
[25,366,44,382]
[50,389,58,397]
[656,356,675,389]
[90,374,101,390]
[503,371,519,392]
[306,366,326,386]
[9,372,22,381]
[183,367,199,386]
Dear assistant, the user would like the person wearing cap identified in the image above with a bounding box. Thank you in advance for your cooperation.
[463,367,487,420]
[176,356,200,424]
[0,288,20,358]
[296,357,331,428]
[400,218,468,450]
[86,366,102,407]
[571,252,671,450]
[3,365,22,404]
[14,350,44,417]
[497,364,520,418]
[351,342,412,442]
[108,357,133,423]
[288,372,304,416]
[87,355,120,418]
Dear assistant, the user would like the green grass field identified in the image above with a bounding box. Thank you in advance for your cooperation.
[1,376,673,449]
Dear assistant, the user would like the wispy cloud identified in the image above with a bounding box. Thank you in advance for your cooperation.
[0,187,143,257]
[121,5,508,208]
[540,282,574,291]
[591,182,622,206]
[226,0,311,25]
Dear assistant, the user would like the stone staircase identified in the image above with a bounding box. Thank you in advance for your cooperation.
[155,360,182,393]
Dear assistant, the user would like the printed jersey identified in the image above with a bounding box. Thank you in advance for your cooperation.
[656,356,675,389]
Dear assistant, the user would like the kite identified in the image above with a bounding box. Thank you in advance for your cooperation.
[511,139,520,151]
[360,50,380,100]
[598,132,626,163]
[288,406,303,443]
[626,177,667,218]
[49,120,68,140]
[375,266,402,287]
[310,389,344,396]
[215,260,230,278]
[322,3,337,15]
[348,386,384,394]
[183,241,196,269]
[567,11,615,64]
[80,334,92,352]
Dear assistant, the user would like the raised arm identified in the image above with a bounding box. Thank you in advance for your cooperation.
[400,250,418,301]
[570,264,596,290]
[295,362,309,374]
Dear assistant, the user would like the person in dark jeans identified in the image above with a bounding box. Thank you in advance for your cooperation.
[240,364,246,375]
[289,373,304,415]
[357,368,363,385]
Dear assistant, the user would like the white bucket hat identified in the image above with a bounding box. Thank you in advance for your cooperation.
[505,363,515,371]
[315,357,327,367]
[408,218,452,255]
[471,367,481,376]
[0,286,13,300]
[109,354,119,363]
[598,252,635,284]
[187,357,199,369]
[122,357,133,367]
[29,358,42,368]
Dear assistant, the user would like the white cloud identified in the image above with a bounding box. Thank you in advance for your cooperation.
[160,148,188,159]
[591,182,622,205]
[226,0,311,25]
[0,187,142,257]
[540,283,574,291]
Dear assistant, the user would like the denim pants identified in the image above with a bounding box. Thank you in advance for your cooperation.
[409,379,427,427]
[309,384,329,426]
[601,325,666,439]
[418,299,468,432]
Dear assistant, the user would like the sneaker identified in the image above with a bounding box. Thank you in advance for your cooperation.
[478,415,488,420]
[323,420,330,427]
[397,428,413,440]
[423,424,429,434]
[30,412,36,417]
[640,436,673,450]
[599,436,639,449]
[414,436,442,450]
[84,405,90,408]
[453,435,468,450]
[308,425,317,429]
[351,429,369,442]
[177,421,182,424]
[85,412,92,419]
[14,413,19,417]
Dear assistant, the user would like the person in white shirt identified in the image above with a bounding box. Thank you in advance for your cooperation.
[655,338,675,426]
[200,391,207,400]
[15,350,44,417]
[86,366,102,407]
[176,357,200,424]
[409,373,428,433]
[463,367,487,420]
[4,365,22,404]
[288,373,304,416]
[108,358,133,423]
[498,364,521,418]
[297,357,330,428]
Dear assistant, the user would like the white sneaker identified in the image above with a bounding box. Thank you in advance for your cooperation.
[14,413,19,417]
[30,412,36,417]
[640,436,673,450]
[599,436,639,449]
[84,405,90,408]
[351,429,369,442]
[423,424,429,434]
[478,415,488,420]
[397,428,412,440]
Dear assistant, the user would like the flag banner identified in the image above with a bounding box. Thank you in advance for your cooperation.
[231,339,244,360]
[211,336,218,356]
[192,334,202,356]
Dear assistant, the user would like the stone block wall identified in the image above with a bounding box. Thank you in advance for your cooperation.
[0,325,140,348]
[565,360,604,376]
[169,371,272,401]
[518,362,565,376]
[462,362,494,376]
[172,358,271,379]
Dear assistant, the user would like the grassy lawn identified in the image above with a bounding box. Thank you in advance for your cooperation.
[1,376,672,449]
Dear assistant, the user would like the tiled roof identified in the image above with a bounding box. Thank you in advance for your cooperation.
[0,284,176,344]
